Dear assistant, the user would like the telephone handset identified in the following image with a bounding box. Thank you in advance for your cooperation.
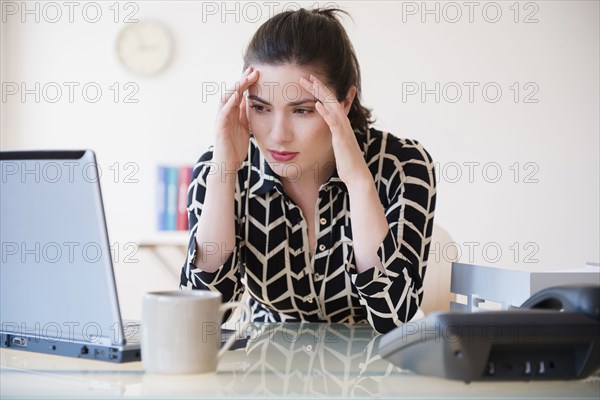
[520,284,600,320]
[379,284,600,382]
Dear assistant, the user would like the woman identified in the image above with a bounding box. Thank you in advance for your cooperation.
[180,7,436,334]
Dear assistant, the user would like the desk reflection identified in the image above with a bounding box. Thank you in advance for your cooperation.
[142,322,397,397]
[236,322,396,396]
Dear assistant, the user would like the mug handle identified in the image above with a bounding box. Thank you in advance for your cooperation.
[217,301,251,359]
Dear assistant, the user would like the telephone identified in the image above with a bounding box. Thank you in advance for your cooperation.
[520,284,600,319]
[379,284,600,382]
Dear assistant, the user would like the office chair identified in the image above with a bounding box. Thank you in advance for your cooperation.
[420,224,456,315]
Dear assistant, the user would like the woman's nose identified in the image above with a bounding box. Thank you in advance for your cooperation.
[269,115,293,144]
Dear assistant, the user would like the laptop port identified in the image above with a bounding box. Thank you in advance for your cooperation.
[12,337,27,347]
[80,346,89,355]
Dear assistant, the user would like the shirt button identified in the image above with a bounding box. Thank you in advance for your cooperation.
[319,217,327,225]
[318,244,326,251]
[306,296,314,303]
[314,273,321,280]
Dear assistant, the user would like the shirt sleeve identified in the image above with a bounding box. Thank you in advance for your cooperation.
[347,138,437,334]
[179,148,245,319]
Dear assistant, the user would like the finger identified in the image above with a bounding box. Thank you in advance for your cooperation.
[229,69,259,110]
[298,76,315,98]
[311,75,340,106]
[239,95,249,130]
[315,100,336,128]
[223,90,239,114]
[215,90,239,128]
[221,67,256,106]
[221,77,246,106]
[236,70,259,107]
[300,75,338,107]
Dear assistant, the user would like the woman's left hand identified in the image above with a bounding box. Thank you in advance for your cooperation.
[300,74,388,275]
[299,74,371,189]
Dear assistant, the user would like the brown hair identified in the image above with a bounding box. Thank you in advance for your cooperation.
[243,7,374,133]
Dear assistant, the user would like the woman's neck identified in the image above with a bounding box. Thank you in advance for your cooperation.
[282,160,336,189]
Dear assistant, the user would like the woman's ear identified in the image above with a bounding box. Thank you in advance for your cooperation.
[342,86,357,115]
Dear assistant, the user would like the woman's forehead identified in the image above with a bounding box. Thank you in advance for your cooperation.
[247,64,319,104]
[249,63,321,84]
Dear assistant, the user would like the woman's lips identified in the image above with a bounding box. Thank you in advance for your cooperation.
[269,150,299,162]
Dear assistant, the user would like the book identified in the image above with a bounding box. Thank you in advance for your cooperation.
[164,167,178,231]
[156,166,167,231]
[176,166,192,230]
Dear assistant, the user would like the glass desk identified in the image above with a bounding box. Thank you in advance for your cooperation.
[1,323,599,399]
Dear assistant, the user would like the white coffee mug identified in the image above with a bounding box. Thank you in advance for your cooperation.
[142,290,250,374]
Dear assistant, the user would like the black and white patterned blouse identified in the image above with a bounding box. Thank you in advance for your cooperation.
[180,127,437,333]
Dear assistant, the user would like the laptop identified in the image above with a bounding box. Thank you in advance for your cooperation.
[0,150,141,362]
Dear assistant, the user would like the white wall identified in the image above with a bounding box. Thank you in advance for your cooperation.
[2,1,599,315]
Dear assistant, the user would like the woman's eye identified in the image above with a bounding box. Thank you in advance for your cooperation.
[249,104,266,113]
[295,109,312,116]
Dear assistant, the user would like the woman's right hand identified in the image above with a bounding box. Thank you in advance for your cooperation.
[212,67,260,168]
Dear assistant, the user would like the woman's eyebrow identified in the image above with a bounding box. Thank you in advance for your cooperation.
[247,95,317,107]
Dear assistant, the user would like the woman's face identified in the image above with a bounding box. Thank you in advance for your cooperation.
[246,63,337,185]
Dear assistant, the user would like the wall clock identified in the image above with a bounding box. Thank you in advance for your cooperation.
[117,21,173,76]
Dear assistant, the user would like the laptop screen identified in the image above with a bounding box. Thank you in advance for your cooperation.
[0,150,126,346]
